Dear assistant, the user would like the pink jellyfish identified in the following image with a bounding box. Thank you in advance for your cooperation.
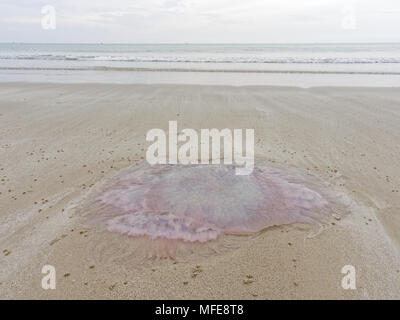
[79,162,347,256]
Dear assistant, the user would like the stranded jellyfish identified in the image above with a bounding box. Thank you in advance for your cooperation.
[79,162,347,251]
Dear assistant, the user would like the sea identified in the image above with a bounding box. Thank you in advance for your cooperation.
[1,43,400,86]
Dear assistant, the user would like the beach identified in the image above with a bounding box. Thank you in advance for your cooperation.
[0,82,399,299]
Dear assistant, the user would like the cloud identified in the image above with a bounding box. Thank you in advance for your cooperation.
[0,0,399,42]
[3,17,41,24]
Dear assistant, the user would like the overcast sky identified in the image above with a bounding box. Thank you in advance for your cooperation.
[1,0,399,43]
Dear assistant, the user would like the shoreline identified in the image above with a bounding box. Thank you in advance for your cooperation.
[3,66,400,75]
[2,81,400,89]
[0,82,399,299]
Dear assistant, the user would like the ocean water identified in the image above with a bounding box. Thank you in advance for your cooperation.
[1,43,400,86]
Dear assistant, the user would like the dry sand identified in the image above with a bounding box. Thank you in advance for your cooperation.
[0,83,399,299]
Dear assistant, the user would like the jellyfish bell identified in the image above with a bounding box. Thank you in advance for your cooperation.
[76,161,349,263]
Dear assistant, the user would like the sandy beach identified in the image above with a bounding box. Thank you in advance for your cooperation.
[0,82,399,299]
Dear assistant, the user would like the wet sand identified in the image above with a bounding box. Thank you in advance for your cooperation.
[0,83,399,299]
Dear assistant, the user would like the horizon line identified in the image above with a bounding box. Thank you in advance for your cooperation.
[1,41,400,45]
